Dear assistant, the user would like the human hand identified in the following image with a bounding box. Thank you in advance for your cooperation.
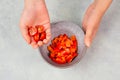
[82,3,102,47]
[20,0,51,48]
[82,0,112,47]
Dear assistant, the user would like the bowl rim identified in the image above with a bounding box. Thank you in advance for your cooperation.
[39,21,87,69]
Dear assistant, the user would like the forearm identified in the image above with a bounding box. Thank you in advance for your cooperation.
[94,0,113,15]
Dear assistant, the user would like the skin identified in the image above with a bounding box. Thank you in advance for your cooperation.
[20,0,112,48]
[20,0,51,48]
[82,0,113,47]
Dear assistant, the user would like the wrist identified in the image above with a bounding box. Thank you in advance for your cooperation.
[24,0,44,9]
[93,0,112,15]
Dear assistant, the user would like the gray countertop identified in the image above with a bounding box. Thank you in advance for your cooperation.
[0,0,120,80]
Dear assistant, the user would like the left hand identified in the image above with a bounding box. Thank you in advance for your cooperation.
[82,3,103,47]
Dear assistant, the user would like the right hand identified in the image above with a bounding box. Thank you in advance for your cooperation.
[20,0,51,48]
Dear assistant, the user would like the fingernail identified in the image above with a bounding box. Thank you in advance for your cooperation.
[38,41,43,46]
[86,41,91,47]
[43,39,48,44]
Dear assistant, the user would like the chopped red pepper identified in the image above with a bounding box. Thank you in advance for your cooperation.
[39,32,46,41]
[28,27,37,36]
[28,25,46,43]
[48,34,78,64]
[33,33,39,42]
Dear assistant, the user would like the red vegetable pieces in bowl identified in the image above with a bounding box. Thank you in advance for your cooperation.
[47,34,78,64]
[28,25,46,42]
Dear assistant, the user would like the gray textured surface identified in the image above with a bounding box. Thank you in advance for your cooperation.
[0,0,120,80]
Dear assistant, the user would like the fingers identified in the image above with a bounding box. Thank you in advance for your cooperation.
[84,29,93,47]
[20,22,39,48]
[37,23,51,47]
[43,23,51,44]
[44,28,51,44]
[38,41,43,46]
[30,38,38,48]
[82,3,100,47]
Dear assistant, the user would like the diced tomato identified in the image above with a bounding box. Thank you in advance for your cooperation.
[65,39,72,47]
[50,53,56,58]
[73,53,78,58]
[59,34,63,38]
[47,45,54,53]
[57,42,63,50]
[39,32,46,40]
[33,33,39,42]
[28,25,46,44]
[70,35,76,41]
[36,25,44,33]
[55,57,66,64]
[29,27,37,36]
[54,37,59,43]
[70,46,76,53]
[65,48,70,53]
[48,34,78,64]
[55,58,63,64]
[61,57,66,63]
[56,52,62,58]
[55,48,60,52]
[60,50,68,56]
[51,58,56,62]
[66,55,73,63]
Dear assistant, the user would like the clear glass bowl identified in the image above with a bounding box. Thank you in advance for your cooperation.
[39,21,87,68]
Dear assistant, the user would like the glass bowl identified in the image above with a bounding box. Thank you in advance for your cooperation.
[39,21,87,68]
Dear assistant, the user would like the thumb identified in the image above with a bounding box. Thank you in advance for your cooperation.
[85,29,92,47]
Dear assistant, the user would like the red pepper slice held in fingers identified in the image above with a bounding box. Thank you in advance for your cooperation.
[33,33,39,42]
[28,27,37,36]
[36,25,44,33]
[39,31,46,41]
[48,34,78,64]
[28,25,47,43]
